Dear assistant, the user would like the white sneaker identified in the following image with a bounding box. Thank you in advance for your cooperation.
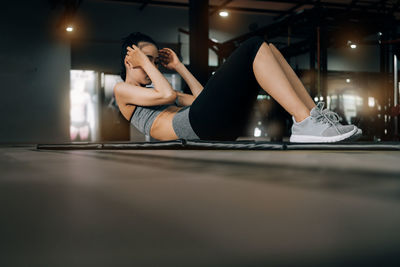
[290,103,357,143]
[318,102,363,141]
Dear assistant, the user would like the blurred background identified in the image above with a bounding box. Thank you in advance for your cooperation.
[1,0,400,143]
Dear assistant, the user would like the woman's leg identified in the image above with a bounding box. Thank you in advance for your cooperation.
[189,36,268,141]
[188,36,355,142]
[252,42,310,123]
[268,43,316,110]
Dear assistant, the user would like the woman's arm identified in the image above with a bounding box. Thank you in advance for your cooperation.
[114,82,176,107]
[174,62,204,98]
[175,91,196,106]
[127,45,176,100]
[159,48,203,98]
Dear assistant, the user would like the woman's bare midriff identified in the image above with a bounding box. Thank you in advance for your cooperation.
[120,102,183,141]
[150,105,183,140]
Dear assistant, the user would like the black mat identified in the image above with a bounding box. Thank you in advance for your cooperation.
[36,139,400,151]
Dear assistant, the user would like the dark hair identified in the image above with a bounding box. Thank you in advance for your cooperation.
[120,32,159,81]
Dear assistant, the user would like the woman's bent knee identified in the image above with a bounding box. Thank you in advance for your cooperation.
[240,36,266,63]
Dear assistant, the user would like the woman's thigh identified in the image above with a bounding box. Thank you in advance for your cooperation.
[189,36,266,141]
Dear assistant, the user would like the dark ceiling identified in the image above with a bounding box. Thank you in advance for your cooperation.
[103,0,400,19]
[50,0,400,58]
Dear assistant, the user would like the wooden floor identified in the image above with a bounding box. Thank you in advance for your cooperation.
[1,146,400,266]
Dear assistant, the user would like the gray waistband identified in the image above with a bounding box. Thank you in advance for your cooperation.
[172,106,200,140]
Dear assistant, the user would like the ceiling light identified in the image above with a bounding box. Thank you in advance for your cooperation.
[66,26,74,32]
[219,10,229,17]
[346,78,351,83]
[347,40,357,48]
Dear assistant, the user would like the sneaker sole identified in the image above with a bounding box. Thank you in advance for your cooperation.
[290,127,358,143]
[343,128,362,142]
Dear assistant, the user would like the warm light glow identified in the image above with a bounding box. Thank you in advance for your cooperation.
[66,26,74,32]
[219,10,229,17]
[346,78,351,83]
[368,97,375,107]
[347,40,357,49]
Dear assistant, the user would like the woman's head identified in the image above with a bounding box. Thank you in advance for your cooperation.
[120,32,159,85]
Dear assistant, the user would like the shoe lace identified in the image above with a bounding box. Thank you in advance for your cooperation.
[314,102,341,134]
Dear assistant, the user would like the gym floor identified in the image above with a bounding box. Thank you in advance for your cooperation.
[1,146,400,266]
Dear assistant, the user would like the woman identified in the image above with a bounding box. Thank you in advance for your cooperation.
[114,32,361,142]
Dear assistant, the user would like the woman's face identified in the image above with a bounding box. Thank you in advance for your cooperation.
[126,41,159,85]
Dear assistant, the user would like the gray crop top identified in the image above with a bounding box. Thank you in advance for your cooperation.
[129,85,179,136]
[129,102,175,136]
[128,85,201,140]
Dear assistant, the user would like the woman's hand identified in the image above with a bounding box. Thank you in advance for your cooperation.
[126,44,149,68]
[158,48,181,70]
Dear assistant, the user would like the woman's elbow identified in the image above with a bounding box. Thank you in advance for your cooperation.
[113,83,122,98]
[163,91,177,104]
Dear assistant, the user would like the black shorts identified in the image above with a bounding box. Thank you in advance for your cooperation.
[188,36,266,141]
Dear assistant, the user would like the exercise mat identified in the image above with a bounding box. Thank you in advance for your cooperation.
[37,140,184,150]
[36,140,400,151]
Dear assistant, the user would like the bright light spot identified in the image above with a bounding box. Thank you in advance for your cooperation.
[368,97,375,107]
[319,96,324,101]
[70,70,97,141]
[254,127,261,137]
[350,44,357,49]
[219,10,229,17]
[211,38,219,43]
[346,78,351,83]
[212,71,215,75]
[66,26,74,32]
[384,129,387,134]
[378,32,382,36]
[314,96,319,102]
[257,121,262,125]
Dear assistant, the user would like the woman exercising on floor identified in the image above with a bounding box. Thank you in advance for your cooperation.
[114,32,361,142]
